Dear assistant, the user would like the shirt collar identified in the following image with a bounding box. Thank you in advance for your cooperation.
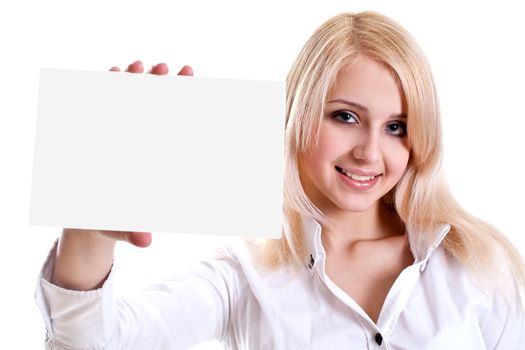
[301,215,451,272]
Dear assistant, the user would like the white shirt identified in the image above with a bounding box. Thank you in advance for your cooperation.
[35,217,525,349]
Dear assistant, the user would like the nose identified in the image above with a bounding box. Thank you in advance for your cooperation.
[351,131,381,164]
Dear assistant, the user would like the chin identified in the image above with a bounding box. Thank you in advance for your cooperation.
[333,198,378,213]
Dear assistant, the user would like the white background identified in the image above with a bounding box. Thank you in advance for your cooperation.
[1,1,524,349]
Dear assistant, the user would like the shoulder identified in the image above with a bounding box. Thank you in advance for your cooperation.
[422,246,519,309]
[215,239,298,282]
[196,240,292,290]
[419,247,525,348]
[423,247,479,291]
[416,247,492,314]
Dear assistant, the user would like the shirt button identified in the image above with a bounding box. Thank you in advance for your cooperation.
[375,332,383,345]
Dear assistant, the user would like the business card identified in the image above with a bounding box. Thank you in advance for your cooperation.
[30,68,284,238]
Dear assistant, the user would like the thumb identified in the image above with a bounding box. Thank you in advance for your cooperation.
[127,232,153,248]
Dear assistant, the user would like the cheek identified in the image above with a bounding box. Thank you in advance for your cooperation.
[386,143,410,178]
[301,149,328,180]
[314,126,348,165]
[300,138,345,188]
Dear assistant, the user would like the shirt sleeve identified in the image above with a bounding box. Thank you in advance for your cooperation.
[35,240,245,350]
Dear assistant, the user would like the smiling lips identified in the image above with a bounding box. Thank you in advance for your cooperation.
[335,166,381,190]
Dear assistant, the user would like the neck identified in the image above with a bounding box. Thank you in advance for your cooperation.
[320,202,405,251]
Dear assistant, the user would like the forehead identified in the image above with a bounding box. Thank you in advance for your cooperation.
[328,55,404,115]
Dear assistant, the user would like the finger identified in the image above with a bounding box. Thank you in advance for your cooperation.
[109,66,121,72]
[149,63,169,75]
[126,60,144,73]
[177,65,194,76]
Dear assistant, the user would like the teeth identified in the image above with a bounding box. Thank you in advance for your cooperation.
[338,167,376,181]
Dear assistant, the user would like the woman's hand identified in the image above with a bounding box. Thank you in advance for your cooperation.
[52,61,194,290]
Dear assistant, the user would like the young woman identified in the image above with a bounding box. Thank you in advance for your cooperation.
[36,11,525,349]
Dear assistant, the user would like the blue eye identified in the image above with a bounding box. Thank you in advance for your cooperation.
[386,122,407,137]
[333,111,359,124]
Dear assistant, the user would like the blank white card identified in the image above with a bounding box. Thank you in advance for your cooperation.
[30,68,285,238]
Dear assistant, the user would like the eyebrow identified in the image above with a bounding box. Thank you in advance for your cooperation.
[327,98,407,119]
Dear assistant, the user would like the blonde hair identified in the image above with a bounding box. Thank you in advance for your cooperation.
[258,11,525,307]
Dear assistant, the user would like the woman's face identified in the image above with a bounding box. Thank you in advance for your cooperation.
[300,55,410,216]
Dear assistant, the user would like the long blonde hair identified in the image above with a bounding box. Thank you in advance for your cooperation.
[258,11,525,307]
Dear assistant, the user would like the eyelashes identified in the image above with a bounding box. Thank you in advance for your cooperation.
[331,110,407,137]
[333,111,359,124]
[385,122,407,137]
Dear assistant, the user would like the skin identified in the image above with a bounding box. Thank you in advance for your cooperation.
[51,61,193,291]
[300,55,413,322]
